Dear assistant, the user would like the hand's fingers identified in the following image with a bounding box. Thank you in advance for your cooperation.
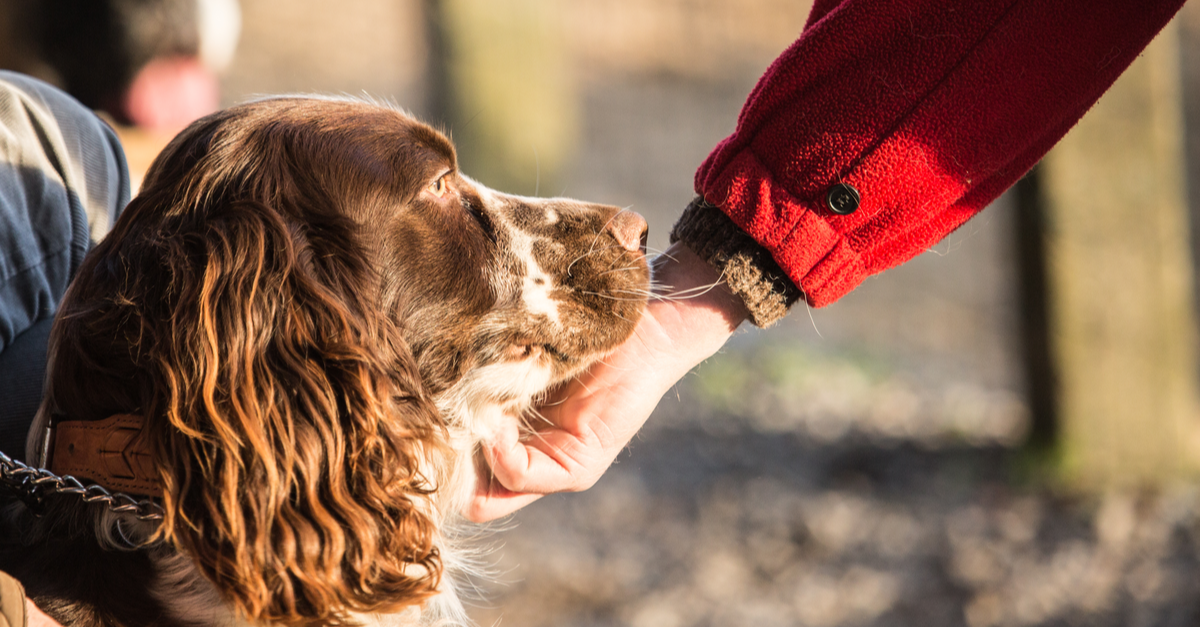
[462,412,593,522]
[27,599,63,627]
[485,416,613,494]
[465,426,546,521]
[466,431,601,522]
[485,421,578,493]
[465,484,543,522]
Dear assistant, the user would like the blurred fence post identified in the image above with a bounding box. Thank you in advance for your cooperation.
[1021,20,1200,487]
[424,0,576,197]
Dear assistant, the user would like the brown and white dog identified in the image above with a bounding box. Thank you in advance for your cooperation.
[0,96,649,627]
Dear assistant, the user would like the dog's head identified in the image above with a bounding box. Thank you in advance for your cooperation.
[32,97,648,625]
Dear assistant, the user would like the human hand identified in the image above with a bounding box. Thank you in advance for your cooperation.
[467,242,748,522]
[27,598,63,627]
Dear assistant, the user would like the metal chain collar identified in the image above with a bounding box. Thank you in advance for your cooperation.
[0,449,163,521]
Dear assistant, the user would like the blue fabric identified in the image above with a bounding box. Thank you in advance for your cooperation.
[0,71,129,460]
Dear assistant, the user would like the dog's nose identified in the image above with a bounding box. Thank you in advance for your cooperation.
[607,211,648,253]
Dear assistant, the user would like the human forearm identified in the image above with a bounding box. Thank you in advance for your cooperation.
[696,0,1186,309]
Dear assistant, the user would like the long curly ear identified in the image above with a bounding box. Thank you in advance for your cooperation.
[41,101,460,625]
[147,195,448,624]
[45,180,450,625]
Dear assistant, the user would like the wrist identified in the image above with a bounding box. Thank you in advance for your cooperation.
[670,197,803,326]
[644,242,747,377]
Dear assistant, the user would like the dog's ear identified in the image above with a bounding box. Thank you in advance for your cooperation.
[43,110,450,623]
[150,195,447,624]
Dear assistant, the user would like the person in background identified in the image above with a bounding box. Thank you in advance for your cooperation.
[468,0,1188,521]
[12,0,240,188]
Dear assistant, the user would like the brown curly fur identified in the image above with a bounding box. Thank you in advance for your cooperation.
[39,100,452,625]
[3,96,649,627]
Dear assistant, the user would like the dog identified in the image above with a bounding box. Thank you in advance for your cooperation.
[0,96,649,627]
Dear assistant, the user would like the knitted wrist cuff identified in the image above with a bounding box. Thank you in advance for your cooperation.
[669,197,803,327]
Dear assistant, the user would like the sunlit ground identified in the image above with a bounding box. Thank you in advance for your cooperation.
[469,343,1200,627]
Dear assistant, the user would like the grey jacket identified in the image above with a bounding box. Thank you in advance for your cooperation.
[0,71,129,459]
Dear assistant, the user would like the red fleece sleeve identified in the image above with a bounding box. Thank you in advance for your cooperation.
[695,0,1185,307]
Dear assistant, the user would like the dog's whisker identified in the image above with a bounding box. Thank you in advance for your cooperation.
[648,271,730,302]
[577,291,655,302]
[565,243,630,276]
[522,405,556,428]
[532,145,540,197]
[598,265,644,276]
[647,248,680,264]
[803,296,822,337]
[536,394,570,408]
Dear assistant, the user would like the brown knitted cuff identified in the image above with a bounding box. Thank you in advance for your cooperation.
[670,197,803,327]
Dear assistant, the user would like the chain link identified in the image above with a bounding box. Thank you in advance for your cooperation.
[0,449,163,521]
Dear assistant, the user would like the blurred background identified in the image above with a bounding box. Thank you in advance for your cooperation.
[6,0,1200,625]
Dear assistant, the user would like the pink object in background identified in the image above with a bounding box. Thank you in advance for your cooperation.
[123,56,219,134]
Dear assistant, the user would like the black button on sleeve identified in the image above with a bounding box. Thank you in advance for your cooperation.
[826,183,860,215]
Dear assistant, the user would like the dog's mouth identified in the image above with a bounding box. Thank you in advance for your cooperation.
[539,343,571,363]
[510,341,571,364]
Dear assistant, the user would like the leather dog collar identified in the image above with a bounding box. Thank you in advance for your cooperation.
[44,413,159,496]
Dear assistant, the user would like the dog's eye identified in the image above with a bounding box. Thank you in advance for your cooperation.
[428,174,450,199]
